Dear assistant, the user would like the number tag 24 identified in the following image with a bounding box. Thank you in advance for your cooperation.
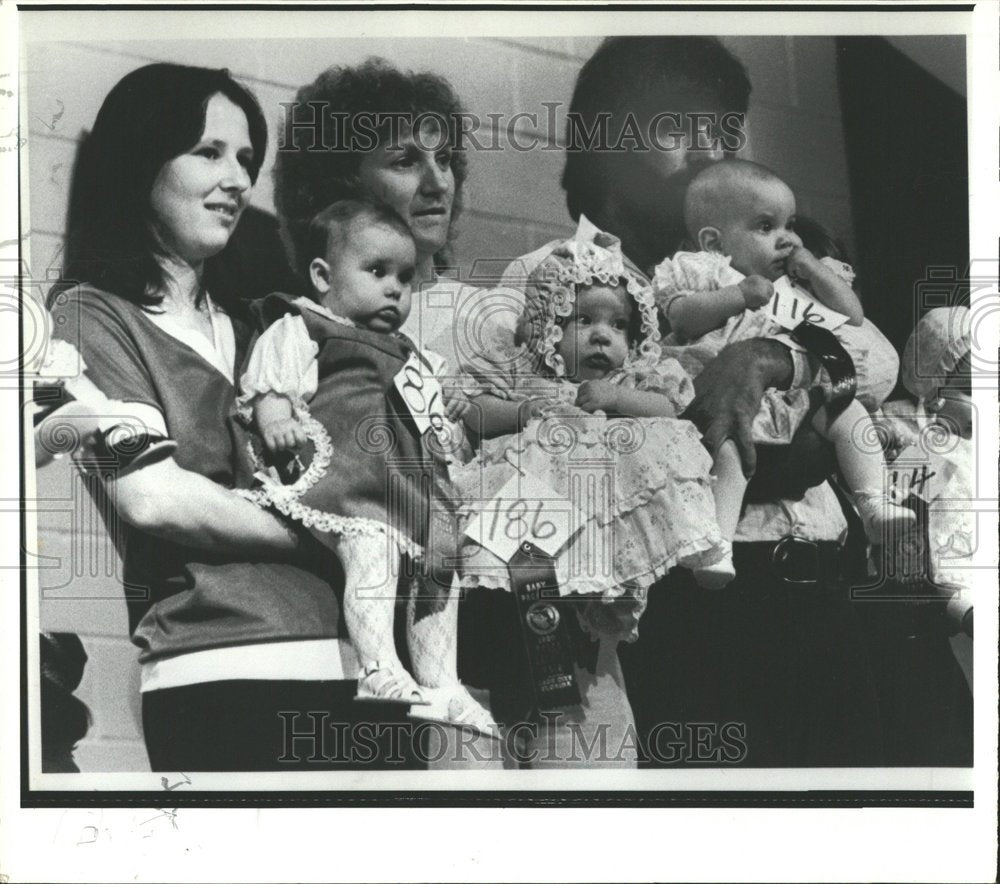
[463,471,586,564]
[393,349,453,448]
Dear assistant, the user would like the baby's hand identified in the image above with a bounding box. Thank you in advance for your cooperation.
[521,394,558,421]
[575,379,620,413]
[259,417,308,453]
[443,385,471,422]
[784,246,823,285]
[739,275,774,310]
[463,359,513,400]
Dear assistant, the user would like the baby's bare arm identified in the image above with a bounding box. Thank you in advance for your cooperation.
[667,277,773,341]
[576,381,677,418]
[786,247,863,325]
[607,388,679,418]
[461,394,547,439]
[254,392,307,452]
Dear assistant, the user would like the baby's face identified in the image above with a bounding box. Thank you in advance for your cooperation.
[556,284,632,382]
[322,222,416,333]
[717,178,801,281]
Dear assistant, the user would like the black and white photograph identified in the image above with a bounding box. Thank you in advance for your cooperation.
[2,2,997,880]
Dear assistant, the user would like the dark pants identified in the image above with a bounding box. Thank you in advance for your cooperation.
[619,541,885,767]
[142,679,428,772]
[857,598,973,766]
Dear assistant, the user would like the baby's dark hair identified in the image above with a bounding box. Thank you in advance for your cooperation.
[301,195,414,290]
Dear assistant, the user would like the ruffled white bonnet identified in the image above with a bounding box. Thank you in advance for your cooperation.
[514,216,662,378]
[901,306,972,400]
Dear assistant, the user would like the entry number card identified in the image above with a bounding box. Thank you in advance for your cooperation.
[394,349,451,445]
[463,471,585,564]
[768,275,850,332]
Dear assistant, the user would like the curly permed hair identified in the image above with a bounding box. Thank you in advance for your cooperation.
[273,57,468,278]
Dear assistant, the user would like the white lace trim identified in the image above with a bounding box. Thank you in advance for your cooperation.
[237,401,424,559]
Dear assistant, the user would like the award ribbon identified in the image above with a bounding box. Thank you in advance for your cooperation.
[463,467,588,714]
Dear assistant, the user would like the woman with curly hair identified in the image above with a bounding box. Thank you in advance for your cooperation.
[275,58,502,374]
[272,58,514,762]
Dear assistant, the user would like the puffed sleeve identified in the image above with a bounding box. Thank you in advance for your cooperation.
[619,357,696,416]
[48,288,167,436]
[652,250,740,319]
[235,313,319,421]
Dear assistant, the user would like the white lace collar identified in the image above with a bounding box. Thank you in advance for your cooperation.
[294,297,356,327]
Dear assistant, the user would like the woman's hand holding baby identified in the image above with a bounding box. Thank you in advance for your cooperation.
[739,275,774,310]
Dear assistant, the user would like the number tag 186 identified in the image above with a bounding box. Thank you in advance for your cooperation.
[463,471,585,563]
[393,350,451,445]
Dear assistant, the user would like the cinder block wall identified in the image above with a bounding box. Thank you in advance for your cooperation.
[26,35,853,771]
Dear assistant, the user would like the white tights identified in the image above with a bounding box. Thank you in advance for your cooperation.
[336,533,459,689]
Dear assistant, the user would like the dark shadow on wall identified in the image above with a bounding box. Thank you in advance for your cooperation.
[836,36,969,395]
[208,205,304,302]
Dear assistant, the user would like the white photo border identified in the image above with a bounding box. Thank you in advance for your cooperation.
[3,1,997,880]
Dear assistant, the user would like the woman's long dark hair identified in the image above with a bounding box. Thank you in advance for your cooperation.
[274,57,468,280]
[52,63,268,311]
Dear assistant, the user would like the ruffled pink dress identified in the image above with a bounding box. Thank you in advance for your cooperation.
[452,351,725,641]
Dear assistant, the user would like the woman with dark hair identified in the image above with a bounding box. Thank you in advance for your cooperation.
[59,63,269,312]
[47,63,367,771]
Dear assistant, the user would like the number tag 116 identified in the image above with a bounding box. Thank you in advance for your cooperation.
[394,349,452,446]
[463,471,585,564]
[769,275,850,332]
